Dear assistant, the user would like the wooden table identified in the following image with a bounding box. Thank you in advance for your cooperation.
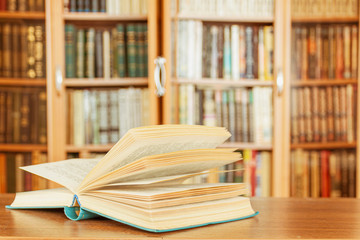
[1,194,360,239]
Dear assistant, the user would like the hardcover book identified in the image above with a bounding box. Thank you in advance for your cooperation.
[8,125,257,232]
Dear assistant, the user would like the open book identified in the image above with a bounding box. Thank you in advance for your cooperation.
[7,125,258,232]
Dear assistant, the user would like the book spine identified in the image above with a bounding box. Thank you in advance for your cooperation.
[38,90,47,144]
[111,27,117,78]
[83,89,92,144]
[12,90,21,144]
[235,88,242,142]
[7,0,16,11]
[73,90,84,146]
[116,24,126,77]
[20,24,28,78]
[264,26,273,81]
[12,24,20,78]
[30,89,39,143]
[98,90,109,144]
[65,24,76,78]
[85,28,95,78]
[137,24,145,77]
[228,89,236,141]
[351,25,357,78]
[27,25,36,78]
[321,26,329,79]
[91,0,98,12]
[143,24,148,77]
[308,27,316,79]
[126,24,137,77]
[315,24,322,79]
[109,90,119,143]
[239,26,246,78]
[84,0,90,12]
[252,26,259,79]
[301,27,308,80]
[203,89,216,127]
[15,154,24,192]
[3,23,11,77]
[245,26,254,79]
[231,25,239,80]
[6,154,15,193]
[95,29,103,78]
[99,0,106,12]
[70,0,76,12]
[343,25,351,79]
[34,25,45,78]
[210,25,218,78]
[223,25,231,79]
[20,91,30,143]
[76,29,85,78]
[217,25,223,79]
[5,91,13,143]
[77,0,84,12]
[335,26,344,79]
[0,91,5,143]
[326,86,335,141]
[102,30,110,79]
[35,0,44,11]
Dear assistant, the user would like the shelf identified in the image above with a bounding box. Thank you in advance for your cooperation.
[0,78,46,87]
[291,142,357,150]
[66,144,114,152]
[0,144,47,152]
[220,142,272,150]
[175,14,274,23]
[291,79,358,87]
[63,13,147,21]
[0,11,45,19]
[64,78,148,87]
[174,78,273,88]
[292,16,359,23]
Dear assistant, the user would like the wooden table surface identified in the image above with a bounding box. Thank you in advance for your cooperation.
[1,194,360,239]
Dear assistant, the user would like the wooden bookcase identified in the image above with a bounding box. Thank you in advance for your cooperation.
[2,0,360,198]
[0,1,48,193]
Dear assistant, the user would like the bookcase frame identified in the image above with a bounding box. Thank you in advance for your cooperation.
[282,0,360,197]
[46,0,161,178]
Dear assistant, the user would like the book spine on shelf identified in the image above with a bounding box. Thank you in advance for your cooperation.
[76,29,85,78]
[0,91,5,143]
[27,25,36,78]
[12,24,20,78]
[3,23,11,78]
[126,24,137,77]
[20,91,30,143]
[20,24,28,78]
[116,24,126,77]
[38,90,47,144]
[65,24,76,78]
[85,28,95,78]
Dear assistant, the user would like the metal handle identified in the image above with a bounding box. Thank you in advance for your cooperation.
[276,69,283,96]
[55,65,63,92]
[154,57,166,97]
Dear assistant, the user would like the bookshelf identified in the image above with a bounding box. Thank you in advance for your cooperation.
[0,0,48,193]
[284,0,360,198]
[161,0,283,197]
[47,0,160,174]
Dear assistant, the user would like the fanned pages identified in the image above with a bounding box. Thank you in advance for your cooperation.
[8,125,257,232]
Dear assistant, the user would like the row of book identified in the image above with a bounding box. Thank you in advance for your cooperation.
[65,23,148,79]
[291,85,356,143]
[64,0,148,15]
[0,23,45,79]
[0,0,44,12]
[291,0,358,17]
[291,24,358,80]
[67,87,150,146]
[178,0,274,17]
[0,152,48,193]
[0,88,47,144]
[291,149,356,198]
[179,85,273,144]
[176,21,274,80]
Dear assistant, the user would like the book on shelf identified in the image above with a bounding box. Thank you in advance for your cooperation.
[176,21,274,81]
[64,0,148,14]
[65,23,147,79]
[0,152,48,193]
[8,125,258,232]
[0,87,47,144]
[291,24,357,81]
[179,85,273,144]
[291,0,358,18]
[291,149,356,198]
[178,0,274,17]
[0,22,45,79]
[291,85,356,143]
[0,0,44,12]
[67,87,149,146]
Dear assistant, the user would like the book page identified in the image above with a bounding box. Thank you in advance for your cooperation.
[21,158,100,193]
[10,188,74,208]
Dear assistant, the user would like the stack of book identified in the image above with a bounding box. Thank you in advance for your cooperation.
[0,23,45,79]
[291,0,358,18]
[291,149,356,198]
[179,85,273,144]
[65,23,148,79]
[178,0,274,17]
[0,0,44,12]
[176,21,274,80]
[64,0,148,14]
[0,88,47,144]
[291,85,356,143]
[291,24,358,80]
[67,87,150,146]
[0,152,48,193]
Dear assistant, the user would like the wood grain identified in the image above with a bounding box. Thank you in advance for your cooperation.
[2,195,360,239]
